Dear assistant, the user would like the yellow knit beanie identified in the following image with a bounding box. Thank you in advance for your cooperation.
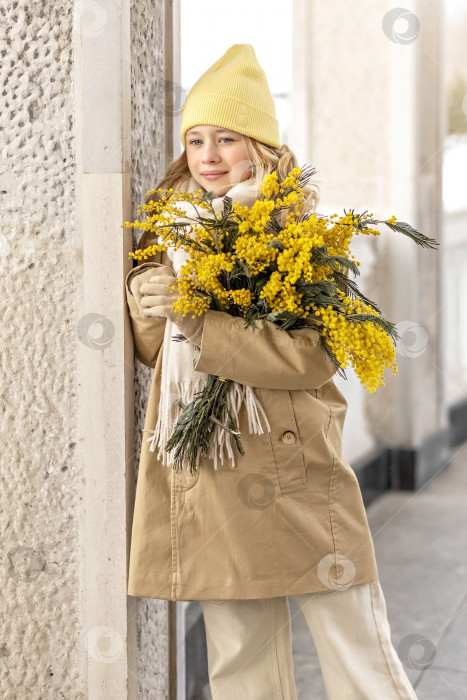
[180,44,280,150]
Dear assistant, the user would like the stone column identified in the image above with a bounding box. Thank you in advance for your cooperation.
[292,0,449,490]
[0,0,175,698]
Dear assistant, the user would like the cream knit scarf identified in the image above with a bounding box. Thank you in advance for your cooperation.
[146,175,271,472]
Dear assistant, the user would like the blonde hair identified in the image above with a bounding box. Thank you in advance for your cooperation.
[145,135,320,223]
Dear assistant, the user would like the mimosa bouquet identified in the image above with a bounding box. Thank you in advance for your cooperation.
[124,166,438,473]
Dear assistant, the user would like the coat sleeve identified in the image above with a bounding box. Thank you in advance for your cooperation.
[125,260,173,368]
[192,310,337,390]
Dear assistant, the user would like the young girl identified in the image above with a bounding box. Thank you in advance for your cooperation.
[125,44,418,700]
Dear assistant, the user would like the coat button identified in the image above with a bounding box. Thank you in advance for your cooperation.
[281,430,296,444]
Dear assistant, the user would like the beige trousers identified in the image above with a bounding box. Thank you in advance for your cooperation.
[200,579,418,700]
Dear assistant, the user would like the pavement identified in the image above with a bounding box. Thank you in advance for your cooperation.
[290,438,467,699]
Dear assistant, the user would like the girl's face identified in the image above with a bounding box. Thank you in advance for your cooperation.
[185,125,253,196]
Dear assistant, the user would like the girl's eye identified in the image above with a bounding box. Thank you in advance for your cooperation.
[188,137,234,145]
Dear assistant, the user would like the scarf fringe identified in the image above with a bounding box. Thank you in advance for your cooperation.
[146,375,271,472]
[145,321,271,472]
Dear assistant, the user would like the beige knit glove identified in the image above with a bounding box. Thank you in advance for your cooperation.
[139,273,205,347]
[128,265,163,309]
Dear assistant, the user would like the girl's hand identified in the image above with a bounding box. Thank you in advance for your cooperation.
[129,265,166,311]
[139,274,179,319]
[140,275,205,346]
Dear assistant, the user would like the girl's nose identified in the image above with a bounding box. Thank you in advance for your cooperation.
[201,143,221,163]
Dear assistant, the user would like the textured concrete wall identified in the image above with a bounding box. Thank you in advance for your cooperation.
[129,0,172,696]
[0,0,173,696]
[0,0,81,696]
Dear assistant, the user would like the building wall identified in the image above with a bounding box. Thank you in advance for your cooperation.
[0,0,173,696]
[0,1,82,696]
[130,0,173,696]
[292,0,448,466]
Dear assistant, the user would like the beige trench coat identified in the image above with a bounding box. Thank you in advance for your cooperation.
[125,248,379,602]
